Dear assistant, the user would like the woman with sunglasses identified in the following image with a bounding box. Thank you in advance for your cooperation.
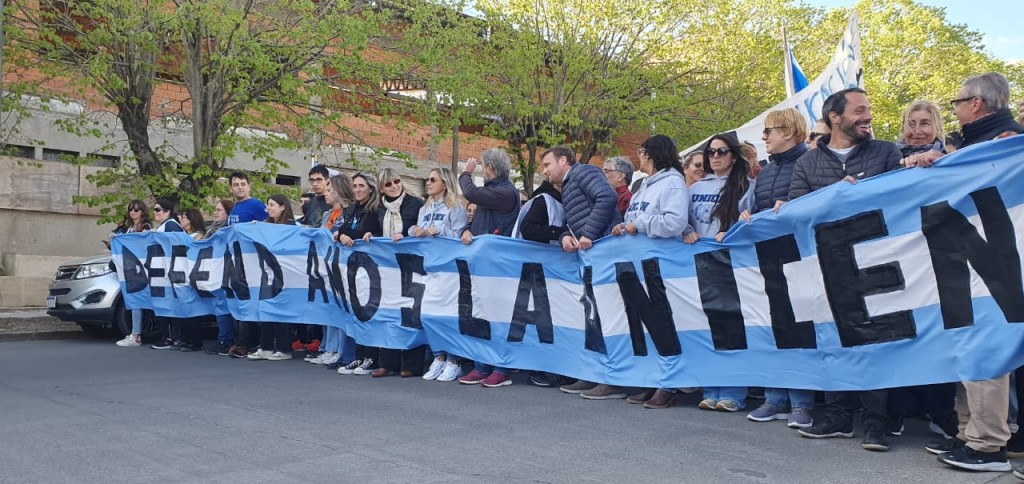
[735,108,815,428]
[683,133,755,413]
[149,198,187,350]
[370,167,426,378]
[246,194,297,361]
[113,200,152,347]
[309,174,357,369]
[681,151,706,188]
[402,167,468,382]
[609,135,689,406]
[334,173,383,376]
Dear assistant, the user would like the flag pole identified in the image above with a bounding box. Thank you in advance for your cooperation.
[783,21,795,98]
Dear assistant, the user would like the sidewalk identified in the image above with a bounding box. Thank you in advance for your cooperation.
[0,307,83,341]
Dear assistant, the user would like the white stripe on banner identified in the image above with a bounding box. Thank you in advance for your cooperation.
[111,136,1024,390]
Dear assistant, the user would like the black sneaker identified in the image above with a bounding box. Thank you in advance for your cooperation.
[172,340,184,349]
[205,342,228,355]
[1007,432,1024,458]
[797,414,854,439]
[151,338,174,350]
[179,343,201,352]
[937,445,1011,472]
[928,412,959,440]
[926,437,966,455]
[862,423,890,451]
[528,372,557,387]
[1013,462,1024,480]
[886,416,904,436]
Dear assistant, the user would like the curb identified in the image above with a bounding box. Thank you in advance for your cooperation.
[0,331,87,342]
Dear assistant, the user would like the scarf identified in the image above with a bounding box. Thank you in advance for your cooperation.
[381,192,406,237]
[895,139,944,158]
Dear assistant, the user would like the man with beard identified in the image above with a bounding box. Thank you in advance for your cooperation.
[786,88,901,452]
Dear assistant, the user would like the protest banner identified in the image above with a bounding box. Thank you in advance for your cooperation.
[113,136,1024,390]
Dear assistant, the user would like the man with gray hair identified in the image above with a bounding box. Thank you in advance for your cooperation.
[929,72,1022,474]
[603,156,634,217]
[457,147,522,388]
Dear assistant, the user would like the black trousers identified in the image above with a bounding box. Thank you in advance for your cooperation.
[178,317,202,347]
[356,345,379,367]
[237,321,261,348]
[887,384,956,419]
[825,390,888,425]
[379,346,427,374]
[1017,365,1024,428]
[259,322,291,354]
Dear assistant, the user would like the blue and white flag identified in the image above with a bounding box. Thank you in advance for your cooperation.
[788,46,810,94]
[113,136,1024,391]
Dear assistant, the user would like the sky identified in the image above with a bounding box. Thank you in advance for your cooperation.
[807,0,1022,62]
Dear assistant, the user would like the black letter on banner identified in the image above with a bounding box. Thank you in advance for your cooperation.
[755,235,816,349]
[580,266,607,354]
[396,253,425,329]
[456,259,491,340]
[307,241,328,303]
[122,248,148,294]
[144,244,166,298]
[254,243,284,300]
[815,210,916,347]
[168,245,188,299]
[325,246,349,311]
[508,263,554,343]
[695,249,747,350]
[222,241,250,300]
[614,260,681,357]
[346,252,381,321]
[188,247,215,298]
[921,187,1024,327]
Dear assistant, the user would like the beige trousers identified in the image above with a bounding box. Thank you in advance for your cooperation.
[956,373,1011,453]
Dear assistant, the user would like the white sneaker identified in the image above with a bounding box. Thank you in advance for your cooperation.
[267,351,292,361]
[247,349,271,360]
[304,352,322,362]
[422,357,446,380]
[115,335,141,347]
[337,359,361,375]
[352,358,375,375]
[436,361,462,382]
[318,352,340,365]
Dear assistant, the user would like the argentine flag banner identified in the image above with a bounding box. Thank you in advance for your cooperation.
[113,137,1024,391]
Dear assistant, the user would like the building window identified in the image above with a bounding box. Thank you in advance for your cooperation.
[275,174,300,186]
[42,148,79,163]
[86,153,119,168]
[2,144,35,159]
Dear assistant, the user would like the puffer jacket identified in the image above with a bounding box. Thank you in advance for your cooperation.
[559,163,620,241]
[960,108,1023,148]
[752,143,807,213]
[459,173,521,236]
[788,135,901,199]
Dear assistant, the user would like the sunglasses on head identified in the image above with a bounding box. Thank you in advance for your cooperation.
[383,178,401,188]
[704,147,731,158]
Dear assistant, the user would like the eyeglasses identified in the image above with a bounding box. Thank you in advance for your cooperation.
[762,126,785,136]
[950,96,978,107]
[704,147,731,158]
[153,207,165,213]
[383,178,402,188]
[427,177,440,183]
[688,162,704,170]
[308,177,326,183]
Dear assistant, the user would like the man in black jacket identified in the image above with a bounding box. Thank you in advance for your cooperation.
[791,88,900,453]
[930,72,1022,474]
[303,165,331,228]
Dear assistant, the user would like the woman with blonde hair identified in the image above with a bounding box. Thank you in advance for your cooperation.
[897,100,945,159]
[403,167,469,382]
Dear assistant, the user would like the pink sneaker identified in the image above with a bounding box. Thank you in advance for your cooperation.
[481,372,512,388]
[458,370,489,385]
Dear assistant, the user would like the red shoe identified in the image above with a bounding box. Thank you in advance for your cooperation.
[304,339,320,353]
[481,372,512,388]
[458,369,489,385]
[291,340,305,351]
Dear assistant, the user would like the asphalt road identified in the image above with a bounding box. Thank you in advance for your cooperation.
[0,339,1018,483]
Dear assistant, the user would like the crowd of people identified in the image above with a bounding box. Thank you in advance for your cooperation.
[108,72,1024,477]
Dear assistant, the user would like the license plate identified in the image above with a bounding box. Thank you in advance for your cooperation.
[46,296,57,308]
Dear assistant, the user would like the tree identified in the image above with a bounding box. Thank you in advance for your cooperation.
[5,0,389,217]
[433,0,710,194]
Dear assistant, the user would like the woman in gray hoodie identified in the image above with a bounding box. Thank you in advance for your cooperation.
[683,133,755,413]
[613,134,690,409]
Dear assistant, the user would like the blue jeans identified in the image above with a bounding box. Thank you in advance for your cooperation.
[323,326,339,352]
[705,387,747,408]
[765,388,814,410]
[130,309,143,335]
[474,363,509,375]
[216,314,234,345]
